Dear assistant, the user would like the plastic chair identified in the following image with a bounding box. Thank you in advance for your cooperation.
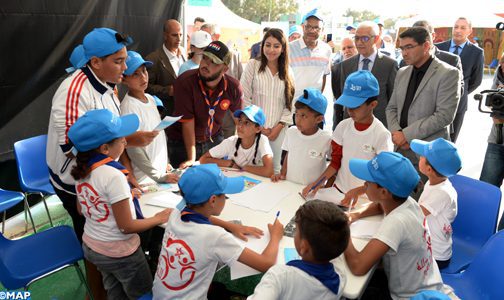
[14,135,55,232]
[441,175,501,274]
[486,58,499,75]
[442,230,504,300]
[0,189,32,233]
[0,225,93,299]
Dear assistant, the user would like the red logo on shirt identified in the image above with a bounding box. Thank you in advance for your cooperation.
[157,237,196,290]
[220,99,231,110]
[76,183,110,222]
[416,217,433,276]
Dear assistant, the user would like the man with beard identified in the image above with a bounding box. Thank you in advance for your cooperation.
[167,41,243,168]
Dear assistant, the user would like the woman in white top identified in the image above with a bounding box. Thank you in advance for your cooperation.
[240,28,295,173]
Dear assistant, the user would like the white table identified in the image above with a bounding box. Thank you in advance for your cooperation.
[139,170,378,299]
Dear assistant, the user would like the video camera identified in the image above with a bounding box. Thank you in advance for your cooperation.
[474,89,504,119]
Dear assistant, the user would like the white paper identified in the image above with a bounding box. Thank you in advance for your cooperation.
[350,219,382,239]
[153,115,182,131]
[309,186,345,205]
[228,182,290,212]
[144,192,183,208]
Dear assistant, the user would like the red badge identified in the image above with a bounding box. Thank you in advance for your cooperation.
[220,99,231,110]
[157,237,196,291]
[76,183,110,222]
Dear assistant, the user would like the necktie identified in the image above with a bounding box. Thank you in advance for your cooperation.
[362,58,370,70]
[453,45,460,56]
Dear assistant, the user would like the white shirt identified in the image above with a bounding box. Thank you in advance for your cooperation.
[332,118,393,192]
[209,134,273,168]
[358,50,378,71]
[163,44,185,75]
[76,164,136,242]
[419,180,458,261]
[282,127,331,185]
[374,198,445,300]
[248,264,346,300]
[289,38,332,99]
[153,209,244,300]
[240,59,294,128]
[121,94,168,184]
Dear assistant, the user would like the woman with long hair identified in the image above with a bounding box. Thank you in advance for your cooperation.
[240,28,295,172]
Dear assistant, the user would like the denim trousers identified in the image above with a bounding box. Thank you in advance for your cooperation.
[479,143,504,230]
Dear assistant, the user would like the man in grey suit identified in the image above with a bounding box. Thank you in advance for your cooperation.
[386,27,462,169]
[436,17,484,142]
[332,21,398,130]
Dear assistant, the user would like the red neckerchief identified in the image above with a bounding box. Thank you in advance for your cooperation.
[198,76,228,142]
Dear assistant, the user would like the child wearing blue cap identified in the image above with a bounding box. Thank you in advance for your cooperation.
[152,164,284,299]
[344,152,449,299]
[200,105,274,177]
[68,109,172,300]
[301,71,393,201]
[121,50,179,185]
[411,138,461,269]
[272,88,332,185]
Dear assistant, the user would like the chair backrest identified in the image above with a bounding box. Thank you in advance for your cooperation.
[489,58,499,68]
[13,135,50,193]
[450,175,502,248]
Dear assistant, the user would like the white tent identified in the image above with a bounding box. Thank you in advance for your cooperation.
[396,11,504,29]
[186,0,260,30]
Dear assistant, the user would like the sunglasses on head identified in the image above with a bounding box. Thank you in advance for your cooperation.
[115,32,132,45]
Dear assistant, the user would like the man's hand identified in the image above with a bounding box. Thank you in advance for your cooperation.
[179,159,195,169]
[391,131,407,147]
[127,131,159,147]
[271,173,286,182]
[165,173,179,183]
[229,224,264,241]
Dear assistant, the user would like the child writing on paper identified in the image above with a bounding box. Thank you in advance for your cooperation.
[344,152,452,299]
[152,164,284,299]
[69,109,172,299]
[199,105,274,177]
[301,71,393,203]
[411,138,461,269]
[121,51,179,185]
[271,88,331,185]
[249,200,349,300]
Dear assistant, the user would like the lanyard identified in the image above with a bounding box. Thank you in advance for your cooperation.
[198,77,227,142]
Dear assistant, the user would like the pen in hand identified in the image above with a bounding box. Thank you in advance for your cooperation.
[274,211,280,223]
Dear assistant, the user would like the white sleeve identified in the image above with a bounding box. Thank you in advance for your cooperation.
[376,129,394,153]
[103,170,132,205]
[419,189,450,217]
[240,60,256,108]
[247,267,282,300]
[258,135,274,158]
[373,214,404,252]
[209,136,236,159]
[332,121,345,145]
[281,128,292,151]
[213,231,245,265]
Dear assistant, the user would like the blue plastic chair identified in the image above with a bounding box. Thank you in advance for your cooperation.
[0,189,32,233]
[441,175,502,274]
[442,230,504,299]
[14,135,55,232]
[0,225,93,299]
[138,292,153,300]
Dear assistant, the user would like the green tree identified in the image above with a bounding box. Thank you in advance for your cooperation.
[343,8,380,24]
[222,0,298,23]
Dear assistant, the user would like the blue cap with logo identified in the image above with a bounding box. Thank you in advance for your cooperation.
[66,45,85,73]
[76,28,133,68]
[349,152,420,198]
[302,8,323,23]
[179,164,245,204]
[335,70,380,108]
[297,88,327,115]
[411,138,462,177]
[68,109,139,153]
[233,105,266,127]
[124,51,153,76]
[289,25,302,37]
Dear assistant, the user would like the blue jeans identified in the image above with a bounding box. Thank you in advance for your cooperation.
[479,143,504,231]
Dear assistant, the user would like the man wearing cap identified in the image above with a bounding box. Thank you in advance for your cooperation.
[289,9,332,100]
[332,21,398,130]
[178,30,212,76]
[167,41,243,169]
[146,19,186,116]
[288,25,302,42]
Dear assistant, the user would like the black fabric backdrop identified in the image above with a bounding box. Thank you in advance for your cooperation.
[0,0,183,162]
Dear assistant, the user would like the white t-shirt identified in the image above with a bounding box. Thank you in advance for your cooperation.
[282,127,331,185]
[121,93,168,184]
[209,134,273,167]
[374,198,445,300]
[76,164,136,242]
[418,180,458,261]
[248,264,346,300]
[333,118,393,192]
[153,209,244,300]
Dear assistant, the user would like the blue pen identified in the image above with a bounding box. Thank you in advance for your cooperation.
[274,211,280,223]
[310,176,327,192]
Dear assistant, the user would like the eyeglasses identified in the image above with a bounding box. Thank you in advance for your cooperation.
[399,44,421,52]
[304,25,322,32]
[353,35,375,42]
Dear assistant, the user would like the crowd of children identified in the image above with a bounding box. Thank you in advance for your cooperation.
[47,26,467,300]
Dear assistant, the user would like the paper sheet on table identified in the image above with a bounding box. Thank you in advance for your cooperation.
[142,183,179,193]
[308,186,345,205]
[145,192,183,208]
[350,219,382,239]
[228,182,290,212]
[153,115,182,131]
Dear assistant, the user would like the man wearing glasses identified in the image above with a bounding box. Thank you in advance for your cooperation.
[386,27,461,177]
[289,8,332,101]
[332,21,397,129]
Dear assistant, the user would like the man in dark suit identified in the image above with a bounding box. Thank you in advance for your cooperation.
[436,17,484,142]
[332,21,398,130]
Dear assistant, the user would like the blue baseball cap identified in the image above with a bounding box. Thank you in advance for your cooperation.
[411,138,462,177]
[346,24,357,31]
[124,51,153,76]
[179,164,245,204]
[350,152,420,198]
[410,290,450,300]
[289,25,302,37]
[233,105,266,127]
[302,8,323,23]
[335,71,379,108]
[66,44,85,73]
[68,109,139,153]
[297,88,327,115]
[77,28,133,68]
[153,95,164,108]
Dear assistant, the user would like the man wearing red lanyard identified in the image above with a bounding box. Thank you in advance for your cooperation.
[167,41,243,168]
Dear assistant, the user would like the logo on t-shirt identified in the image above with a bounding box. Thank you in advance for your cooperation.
[362,144,376,153]
[157,236,196,291]
[220,99,231,110]
[308,149,323,159]
[76,182,110,222]
[416,217,434,276]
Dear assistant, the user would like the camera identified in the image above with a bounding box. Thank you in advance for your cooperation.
[474,89,504,118]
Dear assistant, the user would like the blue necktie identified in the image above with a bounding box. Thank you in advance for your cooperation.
[362,58,370,70]
[453,45,460,56]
